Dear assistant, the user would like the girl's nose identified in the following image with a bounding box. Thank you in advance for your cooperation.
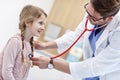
[41,26,45,30]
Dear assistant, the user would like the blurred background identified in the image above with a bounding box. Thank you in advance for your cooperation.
[0,0,89,80]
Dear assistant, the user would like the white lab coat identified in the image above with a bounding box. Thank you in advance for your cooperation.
[55,11,120,80]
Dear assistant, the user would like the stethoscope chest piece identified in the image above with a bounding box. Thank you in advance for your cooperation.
[28,54,33,59]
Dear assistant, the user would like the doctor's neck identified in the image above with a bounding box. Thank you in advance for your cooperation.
[95,22,108,30]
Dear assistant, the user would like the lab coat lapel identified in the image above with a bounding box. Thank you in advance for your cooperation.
[84,22,94,58]
[84,32,93,59]
[96,27,110,50]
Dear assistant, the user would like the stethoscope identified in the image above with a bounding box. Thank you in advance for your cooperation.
[28,19,107,60]
[50,19,94,60]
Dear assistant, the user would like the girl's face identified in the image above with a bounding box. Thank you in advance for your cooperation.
[27,14,46,37]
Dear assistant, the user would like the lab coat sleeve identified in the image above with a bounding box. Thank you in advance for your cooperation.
[55,14,87,53]
[69,28,120,79]
[2,38,21,80]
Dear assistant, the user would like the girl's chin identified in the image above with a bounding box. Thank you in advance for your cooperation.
[36,35,40,37]
[34,34,40,37]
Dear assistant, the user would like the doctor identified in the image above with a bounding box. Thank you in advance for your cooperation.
[31,0,120,80]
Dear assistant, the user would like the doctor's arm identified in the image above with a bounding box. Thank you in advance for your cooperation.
[34,14,87,51]
[32,29,120,79]
[33,27,83,51]
[33,40,58,50]
[31,56,70,74]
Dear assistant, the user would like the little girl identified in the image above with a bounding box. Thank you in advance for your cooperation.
[0,5,47,80]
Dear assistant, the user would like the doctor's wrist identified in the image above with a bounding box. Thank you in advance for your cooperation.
[48,58,54,69]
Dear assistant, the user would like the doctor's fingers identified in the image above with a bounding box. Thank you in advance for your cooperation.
[32,60,40,65]
[33,41,46,50]
[33,61,47,69]
[33,41,41,49]
[31,56,50,65]
[31,56,50,62]
[32,60,49,69]
[31,57,41,61]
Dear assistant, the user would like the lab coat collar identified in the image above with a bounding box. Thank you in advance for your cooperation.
[96,11,120,50]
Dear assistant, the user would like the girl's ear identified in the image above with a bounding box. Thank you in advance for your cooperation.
[25,21,28,27]
[25,21,31,27]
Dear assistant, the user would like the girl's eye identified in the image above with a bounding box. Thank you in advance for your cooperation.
[39,21,44,25]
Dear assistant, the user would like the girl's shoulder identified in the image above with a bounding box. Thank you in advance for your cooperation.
[7,33,22,47]
[10,33,21,40]
[9,33,21,41]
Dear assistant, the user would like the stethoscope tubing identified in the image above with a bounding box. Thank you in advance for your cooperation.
[51,19,94,60]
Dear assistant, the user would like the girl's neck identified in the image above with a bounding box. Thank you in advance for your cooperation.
[24,30,33,42]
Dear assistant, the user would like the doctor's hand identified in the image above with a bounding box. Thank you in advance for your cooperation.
[31,56,71,74]
[33,41,58,50]
[33,41,47,50]
[31,56,50,69]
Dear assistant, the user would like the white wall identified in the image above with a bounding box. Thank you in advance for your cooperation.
[0,0,55,51]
